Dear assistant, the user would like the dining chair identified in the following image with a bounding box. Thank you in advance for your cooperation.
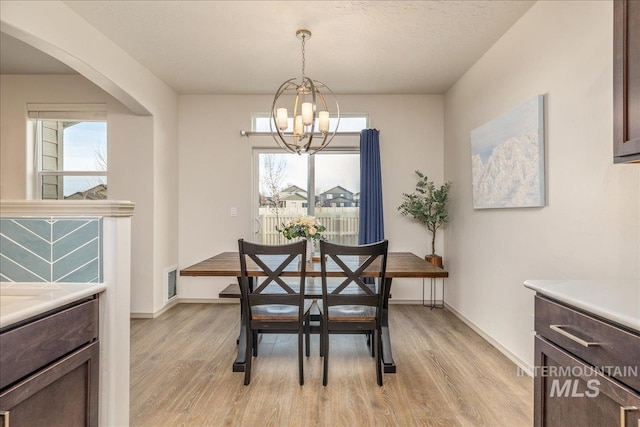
[237,238,312,386]
[318,239,389,386]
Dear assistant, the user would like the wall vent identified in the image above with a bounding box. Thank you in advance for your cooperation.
[164,265,178,303]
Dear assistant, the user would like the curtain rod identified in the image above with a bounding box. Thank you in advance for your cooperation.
[240,131,362,137]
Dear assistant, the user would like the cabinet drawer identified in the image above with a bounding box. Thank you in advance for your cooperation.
[0,298,98,390]
[535,295,640,393]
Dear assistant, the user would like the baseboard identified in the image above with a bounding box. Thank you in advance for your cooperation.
[444,302,533,376]
[388,299,442,306]
[178,297,239,304]
[129,297,181,319]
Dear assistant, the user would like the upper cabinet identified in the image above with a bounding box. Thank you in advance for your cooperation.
[614,0,640,163]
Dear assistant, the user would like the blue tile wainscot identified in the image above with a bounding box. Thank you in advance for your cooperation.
[0,217,103,283]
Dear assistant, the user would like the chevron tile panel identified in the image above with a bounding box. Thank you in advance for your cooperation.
[0,217,102,283]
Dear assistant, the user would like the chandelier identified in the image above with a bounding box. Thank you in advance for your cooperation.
[270,29,340,155]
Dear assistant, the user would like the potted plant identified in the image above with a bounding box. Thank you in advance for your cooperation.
[397,170,452,268]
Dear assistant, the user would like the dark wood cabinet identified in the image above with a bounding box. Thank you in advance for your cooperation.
[614,0,640,163]
[533,295,640,426]
[0,297,99,427]
[536,337,640,426]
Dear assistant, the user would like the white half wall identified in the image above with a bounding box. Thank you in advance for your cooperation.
[178,94,445,301]
[443,0,640,369]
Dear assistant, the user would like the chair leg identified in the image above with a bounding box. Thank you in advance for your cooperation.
[305,313,311,357]
[298,329,304,386]
[252,330,258,357]
[376,329,383,386]
[322,326,329,386]
[370,332,375,357]
[244,326,252,386]
[318,313,324,357]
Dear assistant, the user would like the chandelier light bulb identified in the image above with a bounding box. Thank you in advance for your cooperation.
[301,102,313,125]
[276,108,288,130]
[294,115,303,136]
[318,111,330,133]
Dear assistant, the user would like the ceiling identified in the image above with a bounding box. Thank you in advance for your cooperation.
[1,1,535,95]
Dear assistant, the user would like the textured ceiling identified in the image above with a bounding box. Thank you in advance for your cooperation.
[2,1,535,95]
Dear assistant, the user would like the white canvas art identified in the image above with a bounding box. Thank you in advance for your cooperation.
[471,95,545,209]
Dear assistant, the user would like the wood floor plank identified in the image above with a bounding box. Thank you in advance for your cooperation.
[130,304,532,426]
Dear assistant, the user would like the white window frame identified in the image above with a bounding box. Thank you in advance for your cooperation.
[251,113,369,134]
[28,104,107,200]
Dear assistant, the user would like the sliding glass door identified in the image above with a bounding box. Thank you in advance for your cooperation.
[254,149,360,245]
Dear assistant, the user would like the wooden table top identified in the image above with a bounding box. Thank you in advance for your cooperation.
[180,251,449,279]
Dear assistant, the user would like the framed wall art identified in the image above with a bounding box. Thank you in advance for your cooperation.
[471,94,545,209]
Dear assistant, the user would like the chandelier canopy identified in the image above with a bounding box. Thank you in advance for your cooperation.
[270,29,340,155]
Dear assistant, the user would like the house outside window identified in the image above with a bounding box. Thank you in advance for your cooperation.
[28,104,107,200]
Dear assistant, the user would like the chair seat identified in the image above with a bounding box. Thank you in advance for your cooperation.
[316,301,376,321]
[252,300,313,320]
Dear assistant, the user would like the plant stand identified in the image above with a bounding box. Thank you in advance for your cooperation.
[422,277,445,309]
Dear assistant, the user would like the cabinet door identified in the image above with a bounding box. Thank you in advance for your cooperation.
[535,336,640,427]
[0,342,99,427]
[614,0,640,163]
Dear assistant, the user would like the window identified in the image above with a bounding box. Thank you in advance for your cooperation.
[252,113,368,245]
[28,104,107,200]
[255,149,360,246]
[253,114,368,134]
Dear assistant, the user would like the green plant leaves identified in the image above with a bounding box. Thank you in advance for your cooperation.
[397,170,451,254]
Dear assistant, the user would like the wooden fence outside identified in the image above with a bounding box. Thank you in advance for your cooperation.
[258,207,359,246]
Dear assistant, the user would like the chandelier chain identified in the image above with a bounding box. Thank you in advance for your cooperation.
[301,34,306,82]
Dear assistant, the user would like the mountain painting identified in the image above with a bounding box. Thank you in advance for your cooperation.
[471,94,545,209]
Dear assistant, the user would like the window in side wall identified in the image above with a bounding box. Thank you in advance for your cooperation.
[28,104,107,200]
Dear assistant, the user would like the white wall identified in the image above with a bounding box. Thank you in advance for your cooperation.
[1,0,180,315]
[178,94,445,301]
[443,0,640,369]
[0,74,158,311]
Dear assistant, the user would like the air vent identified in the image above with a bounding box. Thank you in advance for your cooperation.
[165,266,178,303]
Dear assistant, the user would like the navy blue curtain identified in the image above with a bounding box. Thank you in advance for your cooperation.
[358,129,384,245]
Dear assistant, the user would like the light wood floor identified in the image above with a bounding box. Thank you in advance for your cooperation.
[130,303,533,426]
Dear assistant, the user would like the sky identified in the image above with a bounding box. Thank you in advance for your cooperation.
[260,152,360,196]
[63,122,107,171]
[59,121,107,196]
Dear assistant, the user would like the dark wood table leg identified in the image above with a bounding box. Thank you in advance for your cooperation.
[381,308,396,373]
[382,277,396,373]
[233,322,246,372]
[232,276,251,372]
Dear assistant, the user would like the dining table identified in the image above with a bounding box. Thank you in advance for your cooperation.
[180,251,449,373]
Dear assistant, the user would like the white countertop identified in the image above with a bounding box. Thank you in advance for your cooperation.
[524,279,640,332]
[0,282,107,328]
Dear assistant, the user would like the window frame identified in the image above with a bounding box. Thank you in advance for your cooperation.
[252,146,361,242]
[27,104,107,200]
[251,113,369,134]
